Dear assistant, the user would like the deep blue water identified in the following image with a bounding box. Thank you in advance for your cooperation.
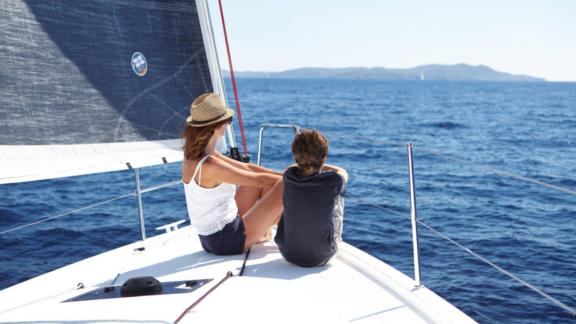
[1,79,575,323]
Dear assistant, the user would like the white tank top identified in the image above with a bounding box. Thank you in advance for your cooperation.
[183,155,238,235]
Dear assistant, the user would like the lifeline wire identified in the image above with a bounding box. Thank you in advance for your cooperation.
[0,193,134,236]
[419,146,576,197]
[348,195,576,317]
[0,179,182,236]
[334,133,576,198]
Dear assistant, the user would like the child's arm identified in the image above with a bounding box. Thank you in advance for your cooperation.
[321,164,349,184]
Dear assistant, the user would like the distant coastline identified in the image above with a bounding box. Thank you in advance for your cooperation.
[226,64,546,82]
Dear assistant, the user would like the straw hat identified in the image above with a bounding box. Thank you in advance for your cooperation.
[186,93,234,127]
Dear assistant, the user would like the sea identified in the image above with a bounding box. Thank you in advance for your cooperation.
[1,79,575,323]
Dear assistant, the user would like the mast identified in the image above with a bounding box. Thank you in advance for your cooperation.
[196,0,239,153]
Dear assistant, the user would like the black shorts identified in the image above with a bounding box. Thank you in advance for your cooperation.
[198,217,246,255]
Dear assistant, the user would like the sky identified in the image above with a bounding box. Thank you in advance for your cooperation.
[207,0,576,81]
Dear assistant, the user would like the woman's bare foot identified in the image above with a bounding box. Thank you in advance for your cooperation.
[256,230,273,244]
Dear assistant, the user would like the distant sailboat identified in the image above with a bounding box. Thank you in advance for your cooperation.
[420,71,425,80]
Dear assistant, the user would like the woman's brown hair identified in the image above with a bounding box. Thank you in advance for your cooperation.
[182,117,232,160]
[291,129,328,173]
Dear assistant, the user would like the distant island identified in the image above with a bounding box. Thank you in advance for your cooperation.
[226,64,546,81]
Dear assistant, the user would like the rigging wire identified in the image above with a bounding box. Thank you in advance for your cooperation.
[332,133,576,198]
[217,0,249,157]
[348,195,576,317]
[418,146,576,197]
[0,179,182,237]
[0,193,134,236]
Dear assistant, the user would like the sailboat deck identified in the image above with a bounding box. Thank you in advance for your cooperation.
[0,226,475,323]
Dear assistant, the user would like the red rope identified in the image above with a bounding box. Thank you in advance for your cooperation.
[218,0,249,156]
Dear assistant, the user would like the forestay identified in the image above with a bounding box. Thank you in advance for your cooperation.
[0,0,220,184]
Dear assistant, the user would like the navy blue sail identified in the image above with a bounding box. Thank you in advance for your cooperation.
[0,0,221,183]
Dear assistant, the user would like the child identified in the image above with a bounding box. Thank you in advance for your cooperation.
[274,129,348,267]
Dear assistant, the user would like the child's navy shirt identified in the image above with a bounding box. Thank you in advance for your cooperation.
[275,166,344,267]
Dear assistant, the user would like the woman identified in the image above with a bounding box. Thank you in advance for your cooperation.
[182,92,284,255]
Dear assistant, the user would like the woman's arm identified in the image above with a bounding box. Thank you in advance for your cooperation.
[213,151,283,176]
[207,155,281,188]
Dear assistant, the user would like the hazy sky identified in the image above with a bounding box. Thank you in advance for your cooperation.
[207,0,575,81]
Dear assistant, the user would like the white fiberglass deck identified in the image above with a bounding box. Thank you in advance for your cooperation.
[0,226,475,323]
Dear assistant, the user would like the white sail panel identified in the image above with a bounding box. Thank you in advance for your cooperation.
[0,140,183,184]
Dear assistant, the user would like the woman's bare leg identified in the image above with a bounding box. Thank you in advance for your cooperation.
[235,184,276,217]
[235,186,263,217]
[242,179,284,250]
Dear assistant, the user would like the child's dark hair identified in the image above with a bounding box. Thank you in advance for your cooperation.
[291,129,328,173]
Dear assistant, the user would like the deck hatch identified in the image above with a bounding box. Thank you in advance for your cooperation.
[63,279,213,302]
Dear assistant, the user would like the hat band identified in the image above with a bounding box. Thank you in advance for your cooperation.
[189,111,227,126]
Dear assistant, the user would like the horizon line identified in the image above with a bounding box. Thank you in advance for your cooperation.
[220,64,576,82]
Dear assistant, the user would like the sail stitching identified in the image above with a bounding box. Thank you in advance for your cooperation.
[114,50,203,142]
